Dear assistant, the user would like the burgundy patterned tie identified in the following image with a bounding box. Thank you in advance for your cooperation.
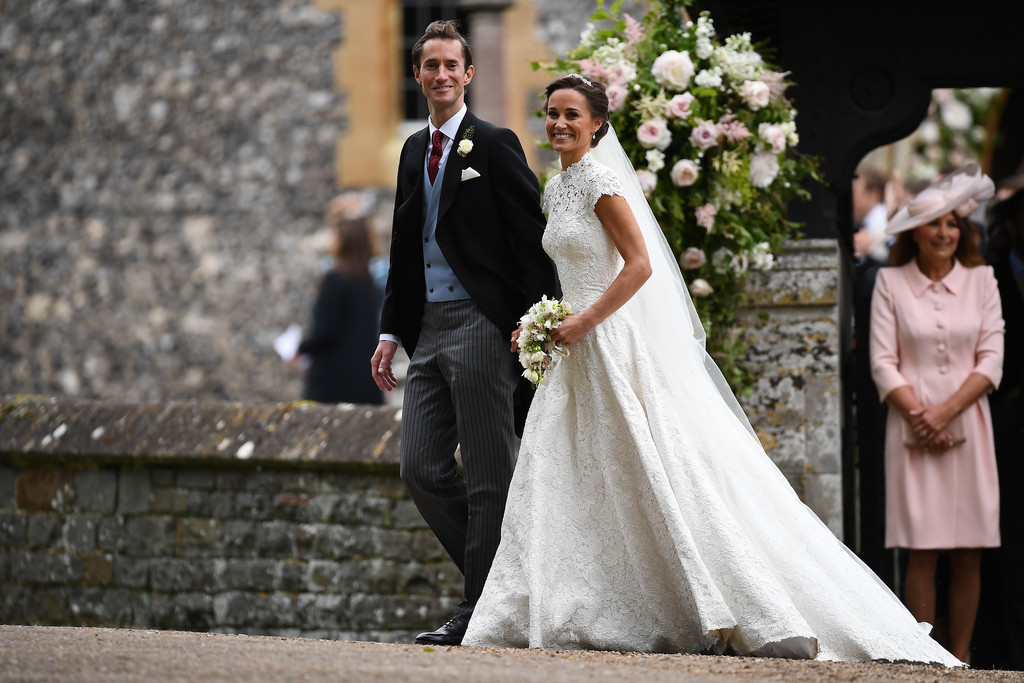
[428,129,443,185]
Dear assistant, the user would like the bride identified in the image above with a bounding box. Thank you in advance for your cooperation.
[460,74,962,667]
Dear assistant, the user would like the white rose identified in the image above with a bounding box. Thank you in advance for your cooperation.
[758,123,788,153]
[637,118,672,150]
[749,151,780,188]
[529,351,547,365]
[645,149,665,172]
[457,139,473,156]
[689,279,714,297]
[670,159,700,187]
[636,169,658,196]
[651,50,694,91]
[940,99,972,131]
[523,368,541,384]
[739,80,771,110]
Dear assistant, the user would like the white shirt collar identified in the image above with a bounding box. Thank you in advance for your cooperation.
[428,104,468,142]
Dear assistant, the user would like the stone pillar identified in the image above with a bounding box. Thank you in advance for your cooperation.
[738,239,845,538]
[460,0,513,127]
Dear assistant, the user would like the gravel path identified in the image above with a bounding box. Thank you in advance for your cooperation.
[0,626,1019,682]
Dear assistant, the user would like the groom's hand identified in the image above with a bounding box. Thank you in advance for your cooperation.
[371,340,399,391]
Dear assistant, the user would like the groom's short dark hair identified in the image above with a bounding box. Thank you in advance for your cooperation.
[412,20,473,69]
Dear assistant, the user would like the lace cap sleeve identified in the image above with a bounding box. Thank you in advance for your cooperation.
[587,158,624,209]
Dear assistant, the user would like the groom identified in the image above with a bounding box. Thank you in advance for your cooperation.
[370,20,558,645]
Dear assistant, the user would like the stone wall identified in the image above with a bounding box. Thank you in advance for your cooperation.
[0,395,461,640]
[738,239,844,536]
[1,0,350,404]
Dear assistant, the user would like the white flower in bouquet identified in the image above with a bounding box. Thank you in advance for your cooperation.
[694,67,723,89]
[695,37,714,60]
[940,99,973,131]
[749,151,780,188]
[637,118,672,150]
[671,159,700,187]
[689,278,714,297]
[651,50,694,90]
[739,80,771,111]
[646,149,666,172]
[758,122,788,153]
[750,242,774,271]
[517,295,572,387]
[636,169,658,196]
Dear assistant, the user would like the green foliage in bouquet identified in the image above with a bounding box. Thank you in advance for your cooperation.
[535,0,821,393]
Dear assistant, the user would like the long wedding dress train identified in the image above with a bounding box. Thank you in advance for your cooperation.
[461,152,961,667]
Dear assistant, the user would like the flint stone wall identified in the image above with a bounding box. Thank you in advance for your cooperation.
[738,238,843,536]
[0,395,462,641]
[0,0,355,404]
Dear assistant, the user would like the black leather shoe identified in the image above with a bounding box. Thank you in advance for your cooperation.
[414,616,469,646]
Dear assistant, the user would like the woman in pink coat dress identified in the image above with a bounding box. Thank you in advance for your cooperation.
[870,164,1005,662]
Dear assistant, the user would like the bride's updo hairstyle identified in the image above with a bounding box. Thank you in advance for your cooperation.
[545,74,610,147]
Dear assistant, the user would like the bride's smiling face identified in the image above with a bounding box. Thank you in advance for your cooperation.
[546,88,602,165]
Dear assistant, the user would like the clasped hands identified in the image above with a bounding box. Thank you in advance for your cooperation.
[907,404,956,452]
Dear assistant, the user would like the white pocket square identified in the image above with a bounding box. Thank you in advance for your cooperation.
[461,167,481,182]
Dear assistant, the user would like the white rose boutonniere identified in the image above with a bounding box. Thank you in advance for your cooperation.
[457,126,475,157]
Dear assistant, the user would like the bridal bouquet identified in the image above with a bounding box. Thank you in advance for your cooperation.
[517,296,572,387]
[537,0,820,392]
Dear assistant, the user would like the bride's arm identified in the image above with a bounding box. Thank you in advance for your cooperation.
[550,193,652,346]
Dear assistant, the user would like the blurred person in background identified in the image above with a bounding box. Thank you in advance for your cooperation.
[870,164,1005,662]
[293,197,384,405]
[972,185,1024,671]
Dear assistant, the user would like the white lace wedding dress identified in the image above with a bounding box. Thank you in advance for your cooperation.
[460,154,961,666]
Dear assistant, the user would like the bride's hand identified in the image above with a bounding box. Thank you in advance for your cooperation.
[510,328,522,353]
[550,314,591,346]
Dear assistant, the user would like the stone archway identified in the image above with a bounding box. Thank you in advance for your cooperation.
[694,0,1024,577]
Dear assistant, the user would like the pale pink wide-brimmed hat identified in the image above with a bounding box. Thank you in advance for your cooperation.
[885,163,995,235]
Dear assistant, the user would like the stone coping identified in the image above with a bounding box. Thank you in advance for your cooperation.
[0,395,402,472]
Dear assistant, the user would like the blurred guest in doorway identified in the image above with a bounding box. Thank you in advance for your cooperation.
[972,186,1024,671]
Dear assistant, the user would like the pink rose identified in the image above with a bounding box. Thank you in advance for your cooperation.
[695,203,717,232]
[670,159,700,187]
[689,119,722,152]
[637,118,672,150]
[665,93,695,120]
[680,247,707,270]
[607,84,627,112]
[636,169,657,197]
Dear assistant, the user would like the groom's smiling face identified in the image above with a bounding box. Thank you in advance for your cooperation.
[414,38,474,115]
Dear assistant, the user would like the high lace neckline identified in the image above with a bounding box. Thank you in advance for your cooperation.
[559,153,594,179]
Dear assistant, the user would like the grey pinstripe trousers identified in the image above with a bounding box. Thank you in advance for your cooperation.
[400,299,520,619]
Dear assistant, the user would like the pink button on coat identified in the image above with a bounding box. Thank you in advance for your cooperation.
[870,260,1005,549]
